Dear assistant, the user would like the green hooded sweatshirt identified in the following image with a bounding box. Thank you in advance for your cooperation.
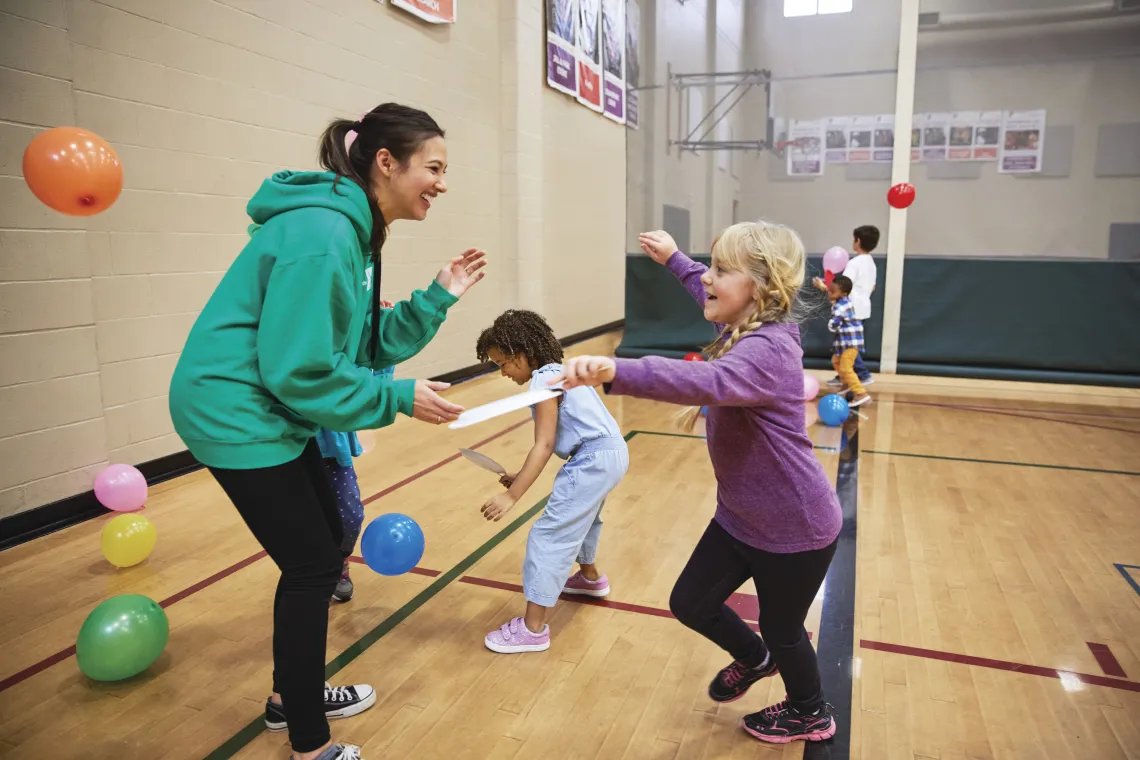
[169,170,457,469]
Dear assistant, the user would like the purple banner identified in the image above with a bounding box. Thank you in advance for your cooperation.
[547,43,577,94]
[603,80,624,120]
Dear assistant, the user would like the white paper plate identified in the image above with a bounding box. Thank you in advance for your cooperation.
[447,387,562,429]
[458,447,507,475]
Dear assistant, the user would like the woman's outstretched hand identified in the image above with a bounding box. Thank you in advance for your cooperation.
[412,380,465,424]
[638,231,679,265]
[550,356,616,390]
[435,249,487,298]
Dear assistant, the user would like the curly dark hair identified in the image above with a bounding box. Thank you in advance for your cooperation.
[475,309,564,370]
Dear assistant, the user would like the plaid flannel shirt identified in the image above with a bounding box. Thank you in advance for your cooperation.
[828,296,864,354]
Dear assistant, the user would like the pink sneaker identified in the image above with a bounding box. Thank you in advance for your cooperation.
[562,571,610,598]
[484,617,550,654]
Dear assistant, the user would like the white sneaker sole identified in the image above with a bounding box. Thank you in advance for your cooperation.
[327,688,376,720]
[484,638,551,654]
[561,585,610,598]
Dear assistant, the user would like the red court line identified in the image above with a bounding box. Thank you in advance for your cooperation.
[1087,642,1127,678]
[0,420,529,694]
[861,640,1140,693]
[454,574,811,638]
[362,419,529,506]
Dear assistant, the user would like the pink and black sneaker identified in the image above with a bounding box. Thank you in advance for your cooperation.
[484,617,551,654]
[742,699,836,744]
[562,571,610,598]
[708,654,779,703]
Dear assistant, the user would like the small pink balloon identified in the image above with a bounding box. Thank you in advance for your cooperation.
[803,372,820,401]
[822,246,849,274]
[94,464,147,512]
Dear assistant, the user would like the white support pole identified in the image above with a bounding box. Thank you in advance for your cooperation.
[879,0,920,374]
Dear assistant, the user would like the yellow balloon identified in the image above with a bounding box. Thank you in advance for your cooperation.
[101,513,157,568]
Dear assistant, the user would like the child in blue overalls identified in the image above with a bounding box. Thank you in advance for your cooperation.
[474,309,629,653]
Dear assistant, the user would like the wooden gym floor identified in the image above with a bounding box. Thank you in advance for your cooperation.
[1,332,1138,759]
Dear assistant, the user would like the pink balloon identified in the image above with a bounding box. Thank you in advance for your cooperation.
[803,371,820,401]
[822,246,849,274]
[94,464,147,512]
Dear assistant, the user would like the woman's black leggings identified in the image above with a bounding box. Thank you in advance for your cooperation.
[209,440,343,753]
[669,520,837,712]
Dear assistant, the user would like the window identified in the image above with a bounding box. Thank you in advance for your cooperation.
[784,0,853,17]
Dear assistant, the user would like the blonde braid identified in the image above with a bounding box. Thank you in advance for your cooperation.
[673,220,806,432]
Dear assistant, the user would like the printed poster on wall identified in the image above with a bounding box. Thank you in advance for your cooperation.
[600,0,625,123]
[999,109,1046,173]
[921,112,949,161]
[873,114,894,162]
[825,116,850,164]
[391,0,455,23]
[576,0,604,112]
[624,0,640,129]
[786,119,825,176]
[972,111,1002,160]
[846,116,874,162]
[546,0,579,97]
[948,112,979,160]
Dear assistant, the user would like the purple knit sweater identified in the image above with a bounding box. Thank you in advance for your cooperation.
[609,252,841,553]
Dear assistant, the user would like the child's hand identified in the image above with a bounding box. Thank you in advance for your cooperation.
[499,471,518,488]
[552,356,616,390]
[481,492,518,522]
[638,230,679,264]
[812,277,826,292]
[379,299,394,309]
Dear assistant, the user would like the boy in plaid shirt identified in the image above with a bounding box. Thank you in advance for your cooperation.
[827,276,870,407]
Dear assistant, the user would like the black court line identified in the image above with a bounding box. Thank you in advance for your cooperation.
[863,449,1140,477]
[805,418,859,759]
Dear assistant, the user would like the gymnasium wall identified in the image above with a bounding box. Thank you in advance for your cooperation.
[737,0,1140,258]
[0,0,626,519]
[625,0,747,254]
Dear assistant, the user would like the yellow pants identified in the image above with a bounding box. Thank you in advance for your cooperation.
[832,349,866,396]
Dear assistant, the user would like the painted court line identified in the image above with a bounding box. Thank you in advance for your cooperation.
[860,640,1140,694]
[1115,564,1140,597]
[863,449,1140,477]
[1087,642,1127,678]
[0,420,529,695]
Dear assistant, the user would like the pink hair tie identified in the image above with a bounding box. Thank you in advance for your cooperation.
[344,114,367,151]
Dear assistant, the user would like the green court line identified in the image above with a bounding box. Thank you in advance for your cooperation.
[205,494,551,760]
[863,449,1140,477]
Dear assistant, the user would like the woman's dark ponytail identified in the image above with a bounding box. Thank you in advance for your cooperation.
[317,103,445,365]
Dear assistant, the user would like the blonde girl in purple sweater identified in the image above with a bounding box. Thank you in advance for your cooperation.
[554,222,842,745]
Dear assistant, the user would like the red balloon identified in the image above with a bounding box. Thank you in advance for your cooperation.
[23,127,123,216]
[887,182,916,210]
[823,270,835,287]
[683,352,704,362]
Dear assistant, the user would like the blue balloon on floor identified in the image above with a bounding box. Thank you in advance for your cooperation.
[700,406,708,417]
[360,513,425,576]
[818,393,850,427]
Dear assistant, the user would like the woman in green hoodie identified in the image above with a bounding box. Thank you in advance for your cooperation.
[169,103,484,760]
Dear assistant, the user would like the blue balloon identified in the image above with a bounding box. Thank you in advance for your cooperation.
[360,513,425,576]
[818,393,850,427]
[700,406,708,417]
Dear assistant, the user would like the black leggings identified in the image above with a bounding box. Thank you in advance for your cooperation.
[209,440,344,753]
[669,520,837,712]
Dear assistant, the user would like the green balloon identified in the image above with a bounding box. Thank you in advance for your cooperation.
[76,594,169,682]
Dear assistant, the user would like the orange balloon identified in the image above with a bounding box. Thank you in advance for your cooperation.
[22,127,122,216]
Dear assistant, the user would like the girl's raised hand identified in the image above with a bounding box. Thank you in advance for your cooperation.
[435,248,487,298]
[638,230,679,265]
[550,355,616,390]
